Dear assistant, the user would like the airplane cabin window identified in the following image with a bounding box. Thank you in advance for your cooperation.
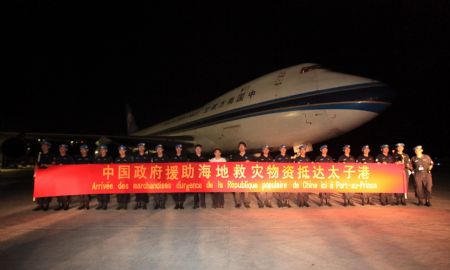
[300,65,321,74]
[236,93,245,102]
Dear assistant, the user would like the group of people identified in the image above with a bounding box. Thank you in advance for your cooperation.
[33,140,434,211]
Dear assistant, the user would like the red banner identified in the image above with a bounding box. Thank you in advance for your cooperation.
[33,162,407,197]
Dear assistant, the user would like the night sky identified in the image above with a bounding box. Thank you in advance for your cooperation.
[3,1,450,157]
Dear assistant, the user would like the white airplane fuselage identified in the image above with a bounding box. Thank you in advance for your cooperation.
[133,64,394,152]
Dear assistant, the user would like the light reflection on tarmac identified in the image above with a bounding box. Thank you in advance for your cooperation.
[1,168,449,270]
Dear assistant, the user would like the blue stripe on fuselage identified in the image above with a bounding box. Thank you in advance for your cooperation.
[153,82,393,134]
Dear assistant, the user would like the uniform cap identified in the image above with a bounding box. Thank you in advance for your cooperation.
[99,144,108,150]
[79,144,89,150]
[262,144,270,150]
[413,145,423,151]
[299,144,307,150]
[155,144,163,150]
[320,145,328,151]
[41,140,51,147]
[137,142,146,147]
[395,143,405,148]
[175,144,183,149]
[361,145,370,151]
[59,144,68,149]
[118,145,127,151]
[279,144,287,149]
[380,144,389,149]
[342,145,351,151]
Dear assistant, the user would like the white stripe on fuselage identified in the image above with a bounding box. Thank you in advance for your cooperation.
[133,64,383,151]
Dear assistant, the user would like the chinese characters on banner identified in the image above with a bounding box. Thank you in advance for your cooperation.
[34,162,407,197]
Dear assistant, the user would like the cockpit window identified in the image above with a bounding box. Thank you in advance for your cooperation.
[300,65,321,74]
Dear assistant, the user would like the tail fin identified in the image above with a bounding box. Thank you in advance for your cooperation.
[126,104,139,135]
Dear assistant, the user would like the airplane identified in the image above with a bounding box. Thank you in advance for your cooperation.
[0,63,394,166]
[132,63,394,152]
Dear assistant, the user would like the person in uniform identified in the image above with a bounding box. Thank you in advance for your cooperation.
[356,145,376,205]
[393,143,412,205]
[54,144,75,210]
[114,145,132,210]
[338,145,356,206]
[152,144,169,209]
[75,144,93,210]
[210,148,227,208]
[315,145,333,207]
[411,145,434,206]
[274,144,292,208]
[133,142,151,210]
[172,144,189,209]
[33,140,54,211]
[94,144,113,210]
[294,144,311,207]
[255,145,273,208]
[230,141,252,208]
[191,144,207,209]
[376,144,395,206]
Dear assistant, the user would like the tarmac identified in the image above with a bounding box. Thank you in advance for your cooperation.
[1,168,450,270]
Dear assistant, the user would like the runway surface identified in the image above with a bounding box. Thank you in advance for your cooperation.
[1,168,450,270]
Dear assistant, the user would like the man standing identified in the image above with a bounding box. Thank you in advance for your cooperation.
[294,144,311,207]
[411,145,434,207]
[95,144,112,210]
[152,144,169,209]
[256,144,274,208]
[114,145,132,210]
[255,145,273,208]
[376,144,395,206]
[172,144,189,209]
[75,144,93,210]
[393,143,412,205]
[133,142,151,210]
[33,140,54,211]
[338,145,356,206]
[230,142,252,208]
[274,144,292,208]
[356,145,375,205]
[315,145,333,207]
[209,148,227,208]
[190,144,207,209]
[54,144,75,211]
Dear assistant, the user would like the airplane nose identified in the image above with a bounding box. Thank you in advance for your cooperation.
[357,82,395,104]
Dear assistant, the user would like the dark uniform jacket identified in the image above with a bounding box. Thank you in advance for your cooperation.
[274,154,291,163]
[152,154,169,163]
[134,153,151,163]
[315,155,333,163]
[375,154,394,163]
[338,155,355,163]
[172,154,189,162]
[114,155,133,163]
[190,154,207,162]
[37,152,54,167]
[356,155,375,163]
[55,154,75,165]
[294,155,311,163]
[256,155,273,162]
[75,155,93,164]
[394,153,412,170]
[95,155,113,164]
[231,152,252,162]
